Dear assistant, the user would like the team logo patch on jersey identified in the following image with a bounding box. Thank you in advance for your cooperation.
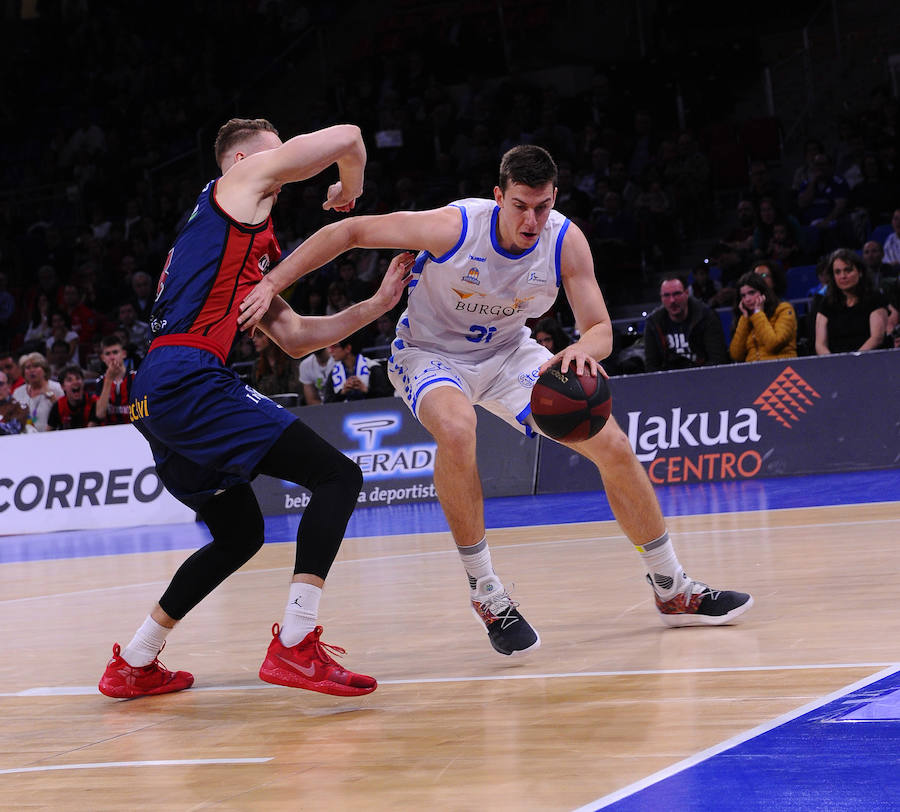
[461,266,481,285]
[258,254,271,274]
[526,270,547,285]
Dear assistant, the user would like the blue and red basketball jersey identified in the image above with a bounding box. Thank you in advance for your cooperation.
[150,179,281,362]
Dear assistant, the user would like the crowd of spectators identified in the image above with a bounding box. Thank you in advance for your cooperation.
[1,3,898,435]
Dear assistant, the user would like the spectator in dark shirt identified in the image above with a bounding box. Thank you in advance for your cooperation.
[643,275,729,371]
[95,335,136,425]
[323,334,392,402]
[47,364,98,430]
[250,332,301,397]
[815,248,889,355]
[0,351,25,393]
[796,153,851,253]
[0,370,28,435]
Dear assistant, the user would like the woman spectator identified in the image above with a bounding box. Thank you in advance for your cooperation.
[729,271,798,362]
[815,248,889,355]
[23,293,54,345]
[752,197,804,264]
[749,259,788,300]
[11,351,63,432]
[250,333,300,397]
[45,310,81,367]
[532,316,572,355]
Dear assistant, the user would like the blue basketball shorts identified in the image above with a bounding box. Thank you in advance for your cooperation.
[129,345,297,509]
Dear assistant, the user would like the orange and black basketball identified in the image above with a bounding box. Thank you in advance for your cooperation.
[530,363,612,442]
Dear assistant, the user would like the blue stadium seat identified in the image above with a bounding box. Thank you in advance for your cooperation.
[716,307,734,338]
[868,223,893,246]
[785,264,820,299]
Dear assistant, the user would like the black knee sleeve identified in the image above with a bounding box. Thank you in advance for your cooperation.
[159,484,265,619]
[257,419,362,579]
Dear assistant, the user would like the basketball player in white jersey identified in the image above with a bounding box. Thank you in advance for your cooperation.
[240,145,753,656]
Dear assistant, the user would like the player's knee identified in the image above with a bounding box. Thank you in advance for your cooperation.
[230,509,265,564]
[431,409,477,452]
[603,423,635,462]
[583,420,632,464]
[339,455,364,496]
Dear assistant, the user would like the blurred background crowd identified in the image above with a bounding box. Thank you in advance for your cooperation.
[1,0,899,433]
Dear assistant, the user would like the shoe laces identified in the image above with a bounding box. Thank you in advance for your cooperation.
[310,628,348,667]
[680,579,720,602]
[476,584,518,617]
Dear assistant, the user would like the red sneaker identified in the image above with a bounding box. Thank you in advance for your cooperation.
[98,643,194,699]
[258,624,377,697]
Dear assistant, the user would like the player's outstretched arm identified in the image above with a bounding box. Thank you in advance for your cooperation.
[541,223,614,377]
[260,252,415,358]
[250,124,364,200]
[239,206,462,333]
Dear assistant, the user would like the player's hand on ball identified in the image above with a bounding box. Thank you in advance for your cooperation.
[539,345,603,378]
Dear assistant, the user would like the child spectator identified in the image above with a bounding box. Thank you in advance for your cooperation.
[47,364,98,430]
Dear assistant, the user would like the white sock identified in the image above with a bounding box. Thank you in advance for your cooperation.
[280,582,322,646]
[457,538,494,591]
[122,616,172,667]
[637,531,689,599]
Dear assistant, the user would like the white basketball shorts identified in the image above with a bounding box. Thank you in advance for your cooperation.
[387,338,553,436]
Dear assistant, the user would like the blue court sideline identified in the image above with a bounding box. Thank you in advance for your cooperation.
[585,666,900,812]
[1,468,897,564]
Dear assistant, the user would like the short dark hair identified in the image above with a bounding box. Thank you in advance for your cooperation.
[660,273,688,290]
[498,145,558,191]
[100,334,124,350]
[59,364,84,382]
[214,118,279,169]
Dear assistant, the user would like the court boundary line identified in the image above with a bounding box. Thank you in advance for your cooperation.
[570,664,900,812]
[2,661,896,698]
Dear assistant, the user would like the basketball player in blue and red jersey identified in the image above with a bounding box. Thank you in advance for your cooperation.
[99,118,413,699]
[239,144,753,659]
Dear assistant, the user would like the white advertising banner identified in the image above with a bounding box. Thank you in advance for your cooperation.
[0,425,195,535]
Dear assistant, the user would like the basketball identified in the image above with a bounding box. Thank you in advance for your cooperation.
[530,363,612,442]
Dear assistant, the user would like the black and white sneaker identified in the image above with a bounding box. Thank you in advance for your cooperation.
[471,575,541,655]
[648,574,753,627]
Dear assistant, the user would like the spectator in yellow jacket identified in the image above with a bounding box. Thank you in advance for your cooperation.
[729,271,798,362]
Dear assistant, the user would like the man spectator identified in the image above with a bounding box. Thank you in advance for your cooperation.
[0,351,25,393]
[0,272,15,347]
[795,153,850,252]
[323,334,392,402]
[298,347,335,406]
[117,301,152,360]
[130,270,156,322]
[862,240,896,290]
[643,275,730,371]
[60,282,103,359]
[0,369,28,435]
[47,364,98,430]
[883,208,900,268]
[95,335,136,425]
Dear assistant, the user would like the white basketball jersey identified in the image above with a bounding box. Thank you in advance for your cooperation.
[394,198,570,361]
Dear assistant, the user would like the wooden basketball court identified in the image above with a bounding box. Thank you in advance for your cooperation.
[2,498,899,809]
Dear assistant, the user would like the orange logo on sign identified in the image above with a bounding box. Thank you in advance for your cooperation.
[754,366,821,428]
